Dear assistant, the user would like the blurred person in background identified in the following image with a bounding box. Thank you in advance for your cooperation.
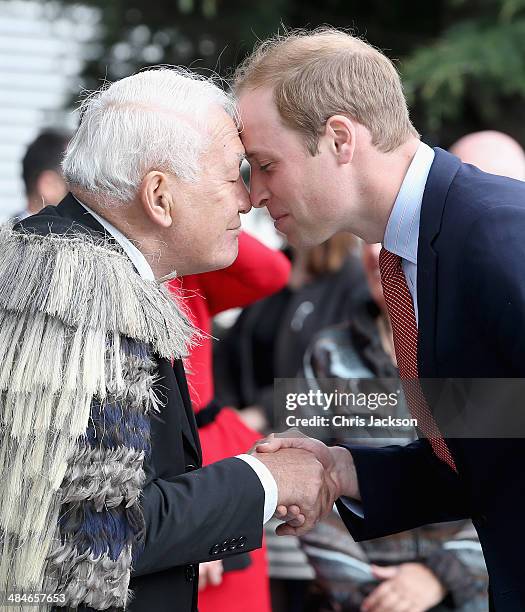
[17,128,70,220]
[300,243,488,612]
[168,231,290,612]
[449,131,525,180]
[214,233,367,612]
[215,233,366,429]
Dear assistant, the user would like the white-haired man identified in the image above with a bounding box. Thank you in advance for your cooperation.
[236,29,525,611]
[0,69,337,612]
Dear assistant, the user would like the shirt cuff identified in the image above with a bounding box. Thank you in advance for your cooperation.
[340,496,365,519]
[236,454,278,524]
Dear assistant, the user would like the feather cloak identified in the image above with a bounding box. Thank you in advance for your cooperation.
[0,224,194,610]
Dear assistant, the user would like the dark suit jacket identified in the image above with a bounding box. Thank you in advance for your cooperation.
[337,149,525,611]
[18,194,265,612]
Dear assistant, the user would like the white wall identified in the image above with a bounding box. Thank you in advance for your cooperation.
[0,0,97,219]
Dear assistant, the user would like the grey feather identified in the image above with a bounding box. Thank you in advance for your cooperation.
[0,225,197,610]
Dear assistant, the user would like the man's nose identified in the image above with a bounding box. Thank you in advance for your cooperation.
[249,172,270,209]
[237,180,252,215]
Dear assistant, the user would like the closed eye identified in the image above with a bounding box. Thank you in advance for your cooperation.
[259,163,272,172]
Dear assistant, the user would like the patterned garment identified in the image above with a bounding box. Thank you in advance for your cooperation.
[0,223,193,611]
[378,247,456,471]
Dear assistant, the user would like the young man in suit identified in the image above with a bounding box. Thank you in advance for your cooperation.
[235,28,525,611]
[0,68,338,611]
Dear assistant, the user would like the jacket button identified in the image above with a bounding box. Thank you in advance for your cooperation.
[237,536,247,548]
[228,538,237,551]
[210,544,220,555]
[185,564,195,582]
[220,540,229,553]
[185,464,197,472]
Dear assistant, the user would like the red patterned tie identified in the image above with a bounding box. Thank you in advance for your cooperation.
[379,247,457,472]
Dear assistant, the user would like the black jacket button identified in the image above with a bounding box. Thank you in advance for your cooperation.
[185,464,197,472]
[220,540,229,553]
[238,536,247,548]
[228,538,237,551]
[210,544,220,555]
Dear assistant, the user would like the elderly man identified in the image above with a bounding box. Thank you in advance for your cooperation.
[236,29,525,611]
[0,69,337,612]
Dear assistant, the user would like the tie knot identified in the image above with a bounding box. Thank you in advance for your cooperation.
[379,247,401,283]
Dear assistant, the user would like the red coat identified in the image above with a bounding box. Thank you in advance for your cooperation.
[168,232,290,612]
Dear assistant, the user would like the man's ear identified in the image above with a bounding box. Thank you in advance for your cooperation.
[324,115,356,164]
[138,171,174,228]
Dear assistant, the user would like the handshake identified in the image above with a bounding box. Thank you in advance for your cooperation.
[250,433,360,536]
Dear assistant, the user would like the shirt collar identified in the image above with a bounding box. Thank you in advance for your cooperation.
[75,197,155,282]
[383,141,435,264]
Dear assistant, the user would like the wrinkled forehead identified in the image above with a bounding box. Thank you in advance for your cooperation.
[206,106,246,164]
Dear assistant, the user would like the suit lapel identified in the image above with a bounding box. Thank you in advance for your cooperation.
[417,148,461,378]
[173,359,202,465]
[55,193,112,238]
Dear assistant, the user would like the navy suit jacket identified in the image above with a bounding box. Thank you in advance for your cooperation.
[337,148,525,611]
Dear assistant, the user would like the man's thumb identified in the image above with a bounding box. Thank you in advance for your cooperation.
[371,564,398,580]
[255,433,285,453]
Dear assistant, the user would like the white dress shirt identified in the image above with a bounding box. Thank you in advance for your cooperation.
[383,141,435,325]
[77,198,278,524]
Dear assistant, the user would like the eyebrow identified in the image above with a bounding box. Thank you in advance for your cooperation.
[245,149,272,161]
[227,152,246,173]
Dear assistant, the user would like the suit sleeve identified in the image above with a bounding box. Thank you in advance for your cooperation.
[131,456,264,576]
[339,203,525,540]
[336,439,471,541]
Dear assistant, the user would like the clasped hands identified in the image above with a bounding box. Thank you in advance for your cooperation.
[251,432,360,535]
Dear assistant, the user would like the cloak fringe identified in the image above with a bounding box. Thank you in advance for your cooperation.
[0,226,195,610]
[0,224,196,359]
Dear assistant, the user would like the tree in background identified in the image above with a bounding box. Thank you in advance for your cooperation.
[49,0,525,145]
[403,0,525,145]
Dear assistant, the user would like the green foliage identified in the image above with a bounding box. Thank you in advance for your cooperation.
[19,0,525,141]
[402,0,525,131]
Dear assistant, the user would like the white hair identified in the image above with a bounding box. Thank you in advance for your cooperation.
[62,67,237,205]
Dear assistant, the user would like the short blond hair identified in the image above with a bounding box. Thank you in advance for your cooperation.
[233,28,419,155]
